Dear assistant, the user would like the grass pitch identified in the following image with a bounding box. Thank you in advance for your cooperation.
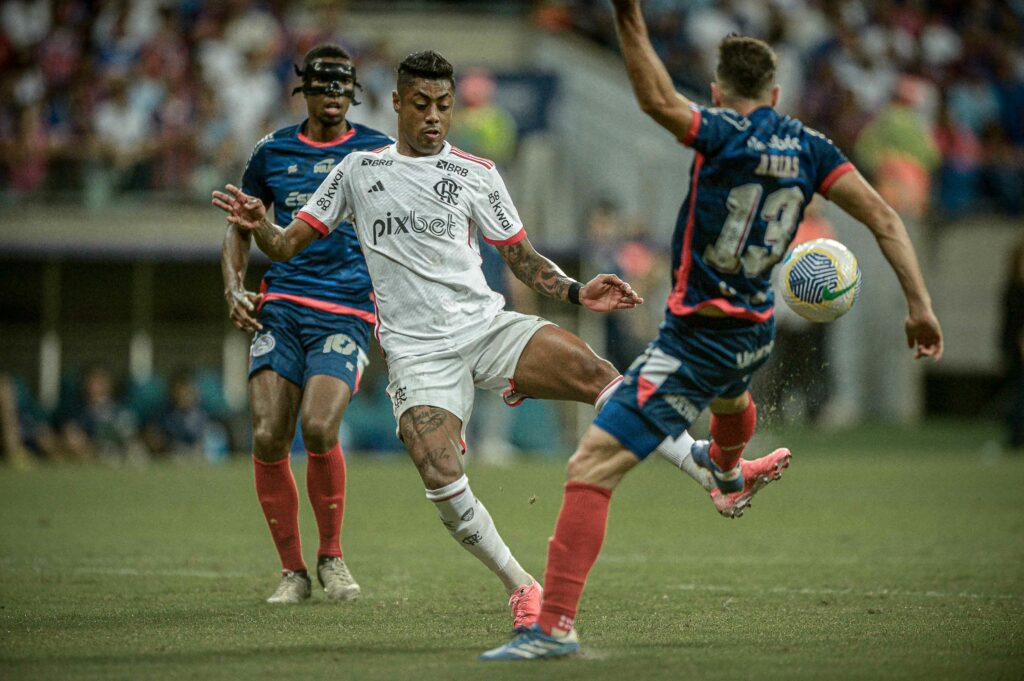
[1,421,1022,680]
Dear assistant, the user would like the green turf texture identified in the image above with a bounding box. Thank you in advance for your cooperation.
[1,422,1021,680]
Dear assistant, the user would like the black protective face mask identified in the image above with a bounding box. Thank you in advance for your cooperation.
[292,61,362,105]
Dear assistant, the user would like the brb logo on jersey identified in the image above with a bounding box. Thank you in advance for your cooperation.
[371,211,457,245]
[433,178,462,206]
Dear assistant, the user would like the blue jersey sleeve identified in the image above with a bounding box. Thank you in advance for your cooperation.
[684,104,753,158]
[240,136,273,207]
[806,128,855,195]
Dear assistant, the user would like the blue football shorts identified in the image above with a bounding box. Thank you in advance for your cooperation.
[594,314,776,459]
[248,299,371,392]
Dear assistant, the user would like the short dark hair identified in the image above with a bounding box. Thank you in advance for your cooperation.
[396,50,455,92]
[715,34,777,99]
[303,43,351,69]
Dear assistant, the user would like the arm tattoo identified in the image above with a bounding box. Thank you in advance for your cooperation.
[415,447,451,478]
[499,240,574,302]
[251,216,291,261]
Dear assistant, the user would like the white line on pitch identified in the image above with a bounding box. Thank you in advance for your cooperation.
[666,582,1023,602]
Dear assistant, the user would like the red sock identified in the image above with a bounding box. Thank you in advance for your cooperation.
[306,443,346,560]
[537,481,613,635]
[709,397,757,471]
[253,456,306,573]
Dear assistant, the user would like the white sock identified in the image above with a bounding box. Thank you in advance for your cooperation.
[656,432,716,492]
[425,475,531,594]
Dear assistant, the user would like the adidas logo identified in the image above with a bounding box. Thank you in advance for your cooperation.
[368,180,384,193]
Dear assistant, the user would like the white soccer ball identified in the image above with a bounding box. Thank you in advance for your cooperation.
[775,238,861,323]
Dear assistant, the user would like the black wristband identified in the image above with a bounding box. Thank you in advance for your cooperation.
[568,281,582,306]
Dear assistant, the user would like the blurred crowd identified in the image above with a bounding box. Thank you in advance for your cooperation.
[565,0,1024,218]
[0,0,398,204]
[0,365,230,466]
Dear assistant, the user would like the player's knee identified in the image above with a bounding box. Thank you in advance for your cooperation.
[410,444,463,489]
[251,416,294,460]
[251,425,291,461]
[566,431,613,481]
[299,413,339,453]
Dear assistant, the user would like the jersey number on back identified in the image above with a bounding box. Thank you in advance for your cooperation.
[703,185,804,277]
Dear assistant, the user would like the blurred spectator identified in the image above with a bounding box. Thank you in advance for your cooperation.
[978,122,1024,215]
[580,200,664,372]
[854,76,940,219]
[144,369,228,460]
[0,373,58,467]
[1001,239,1024,453]
[91,74,159,191]
[61,365,144,463]
[932,91,981,217]
[448,68,518,169]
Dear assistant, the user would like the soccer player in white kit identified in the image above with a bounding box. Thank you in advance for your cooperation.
[214,51,709,629]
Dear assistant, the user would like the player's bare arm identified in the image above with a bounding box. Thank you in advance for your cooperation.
[212,184,317,262]
[825,170,944,360]
[497,235,644,312]
[612,0,695,142]
[221,224,263,332]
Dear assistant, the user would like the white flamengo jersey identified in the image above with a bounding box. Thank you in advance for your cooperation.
[295,141,526,361]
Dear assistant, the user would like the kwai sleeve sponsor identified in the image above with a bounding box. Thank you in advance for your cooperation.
[471,168,526,246]
[295,157,353,237]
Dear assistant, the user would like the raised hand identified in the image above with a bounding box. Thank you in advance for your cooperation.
[580,273,645,312]
[212,184,266,231]
[905,310,943,361]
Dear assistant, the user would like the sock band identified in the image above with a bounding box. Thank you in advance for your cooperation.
[594,376,624,413]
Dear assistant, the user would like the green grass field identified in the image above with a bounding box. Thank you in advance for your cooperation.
[1,421,1022,680]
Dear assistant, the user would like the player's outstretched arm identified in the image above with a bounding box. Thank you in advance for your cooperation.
[497,235,643,312]
[221,225,263,332]
[212,184,317,262]
[612,0,695,142]
[825,170,944,360]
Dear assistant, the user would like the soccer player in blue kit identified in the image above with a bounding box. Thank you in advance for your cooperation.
[481,0,944,659]
[221,44,391,604]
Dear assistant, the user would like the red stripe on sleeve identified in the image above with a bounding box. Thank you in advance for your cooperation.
[818,161,855,196]
[681,105,702,147]
[483,227,527,246]
[296,210,329,237]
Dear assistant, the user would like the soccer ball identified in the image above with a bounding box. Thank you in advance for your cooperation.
[776,238,861,323]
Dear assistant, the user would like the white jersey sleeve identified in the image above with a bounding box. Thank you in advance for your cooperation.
[294,156,354,236]
[471,167,526,246]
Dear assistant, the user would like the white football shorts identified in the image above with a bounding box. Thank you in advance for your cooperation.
[384,310,554,440]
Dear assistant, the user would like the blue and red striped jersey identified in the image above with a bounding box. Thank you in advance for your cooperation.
[669,104,853,321]
[241,121,392,321]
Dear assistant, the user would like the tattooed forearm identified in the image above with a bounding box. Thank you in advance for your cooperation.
[251,217,294,261]
[499,239,574,301]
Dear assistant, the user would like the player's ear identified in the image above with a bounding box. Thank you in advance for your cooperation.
[710,82,722,107]
[392,90,401,113]
[770,85,780,107]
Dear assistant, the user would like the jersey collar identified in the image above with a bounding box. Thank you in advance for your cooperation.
[297,121,358,148]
